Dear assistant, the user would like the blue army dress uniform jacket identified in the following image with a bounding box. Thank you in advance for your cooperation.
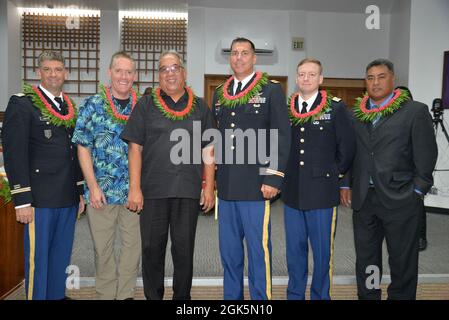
[212,78,291,201]
[282,92,355,210]
[2,90,84,208]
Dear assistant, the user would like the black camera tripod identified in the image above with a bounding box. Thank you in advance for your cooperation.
[433,112,449,144]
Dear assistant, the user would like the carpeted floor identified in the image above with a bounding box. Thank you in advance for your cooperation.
[5,282,449,300]
[4,200,449,300]
[71,200,449,277]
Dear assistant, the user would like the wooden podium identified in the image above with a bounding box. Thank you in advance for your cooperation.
[0,199,24,299]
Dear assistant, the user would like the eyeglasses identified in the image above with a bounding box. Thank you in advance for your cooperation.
[159,64,183,75]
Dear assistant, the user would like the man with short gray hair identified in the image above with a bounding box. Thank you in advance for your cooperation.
[2,50,85,300]
[121,50,215,300]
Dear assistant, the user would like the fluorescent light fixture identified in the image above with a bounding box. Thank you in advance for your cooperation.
[18,7,100,16]
[120,11,188,19]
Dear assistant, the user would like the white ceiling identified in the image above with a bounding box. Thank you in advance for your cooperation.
[188,0,395,13]
[9,0,395,13]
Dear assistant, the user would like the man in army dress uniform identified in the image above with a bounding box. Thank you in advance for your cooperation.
[2,51,84,300]
[212,37,291,300]
[282,58,355,300]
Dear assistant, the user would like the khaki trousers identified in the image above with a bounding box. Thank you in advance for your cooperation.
[87,205,141,300]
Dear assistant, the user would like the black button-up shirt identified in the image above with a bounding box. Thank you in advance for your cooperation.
[121,90,215,200]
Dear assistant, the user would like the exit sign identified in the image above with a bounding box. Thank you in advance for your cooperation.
[292,37,304,51]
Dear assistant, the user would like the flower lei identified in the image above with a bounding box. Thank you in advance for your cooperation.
[0,176,11,204]
[288,90,332,126]
[216,72,269,108]
[99,84,139,124]
[353,89,410,122]
[152,86,196,121]
[23,83,77,128]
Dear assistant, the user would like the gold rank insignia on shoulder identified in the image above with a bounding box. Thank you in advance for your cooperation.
[13,93,25,97]
[270,79,280,84]
[332,97,342,102]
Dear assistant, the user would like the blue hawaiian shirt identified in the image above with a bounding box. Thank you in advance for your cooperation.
[72,93,132,204]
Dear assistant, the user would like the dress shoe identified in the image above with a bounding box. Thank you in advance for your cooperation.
[419,238,427,251]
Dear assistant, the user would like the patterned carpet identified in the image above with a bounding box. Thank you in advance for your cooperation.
[6,282,449,300]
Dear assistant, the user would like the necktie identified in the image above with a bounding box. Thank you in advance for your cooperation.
[301,101,308,114]
[235,81,243,95]
[54,97,68,115]
[369,104,381,126]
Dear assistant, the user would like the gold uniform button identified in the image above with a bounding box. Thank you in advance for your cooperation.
[326,173,330,178]
[231,146,235,150]
[300,139,305,143]
[300,150,305,154]
[231,123,235,128]
[300,127,305,132]
[231,112,235,116]
[320,127,324,131]
[230,135,235,139]
[300,161,305,166]
[35,169,40,173]
[255,110,259,114]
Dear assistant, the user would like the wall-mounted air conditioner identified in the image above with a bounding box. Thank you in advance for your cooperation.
[220,39,274,55]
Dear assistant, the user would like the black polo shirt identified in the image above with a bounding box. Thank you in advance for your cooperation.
[120,89,215,200]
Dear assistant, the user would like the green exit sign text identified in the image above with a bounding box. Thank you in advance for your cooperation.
[292,37,304,51]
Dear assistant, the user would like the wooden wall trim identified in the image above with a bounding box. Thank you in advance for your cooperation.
[322,78,365,88]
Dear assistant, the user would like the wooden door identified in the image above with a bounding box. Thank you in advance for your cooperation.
[0,199,24,299]
[321,78,366,108]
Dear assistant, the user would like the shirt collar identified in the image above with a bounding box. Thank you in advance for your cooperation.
[39,84,63,107]
[298,91,319,112]
[160,88,188,104]
[369,91,395,109]
[233,72,256,93]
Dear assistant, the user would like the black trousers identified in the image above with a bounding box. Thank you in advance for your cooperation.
[353,188,421,300]
[420,201,427,240]
[140,198,199,300]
